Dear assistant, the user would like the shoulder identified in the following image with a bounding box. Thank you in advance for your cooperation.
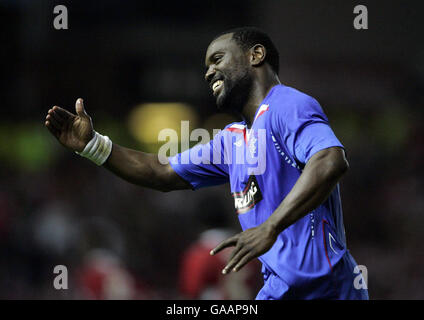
[268,85,328,132]
[269,84,323,117]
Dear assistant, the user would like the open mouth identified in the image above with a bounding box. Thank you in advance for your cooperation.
[211,79,224,96]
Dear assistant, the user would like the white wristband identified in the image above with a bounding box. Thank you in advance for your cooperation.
[76,131,112,166]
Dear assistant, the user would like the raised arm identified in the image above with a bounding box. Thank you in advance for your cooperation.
[44,98,191,192]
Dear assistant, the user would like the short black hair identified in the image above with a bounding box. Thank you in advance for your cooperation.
[214,26,280,75]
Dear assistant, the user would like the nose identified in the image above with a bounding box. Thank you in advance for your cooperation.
[205,66,216,83]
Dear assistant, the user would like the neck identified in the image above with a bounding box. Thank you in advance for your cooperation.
[241,71,281,127]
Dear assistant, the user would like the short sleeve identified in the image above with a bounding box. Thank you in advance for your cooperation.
[294,122,343,164]
[168,131,229,190]
[271,93,344,165]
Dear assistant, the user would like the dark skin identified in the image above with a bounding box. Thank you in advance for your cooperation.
[45,32,349,275]
[204,33,280,127]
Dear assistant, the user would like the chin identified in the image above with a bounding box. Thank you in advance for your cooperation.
[215,73,252,113]
[215,89,232,111]
[215,95,224,110]
[216,98,230,111]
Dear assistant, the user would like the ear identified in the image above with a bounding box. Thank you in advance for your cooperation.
[250,44,266,67]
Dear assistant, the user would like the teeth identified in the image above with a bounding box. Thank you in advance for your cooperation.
[212,80,223,92]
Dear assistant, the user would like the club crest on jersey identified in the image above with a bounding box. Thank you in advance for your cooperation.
[232,175,263,214]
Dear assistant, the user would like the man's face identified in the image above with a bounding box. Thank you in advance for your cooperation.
[204,33,253,112]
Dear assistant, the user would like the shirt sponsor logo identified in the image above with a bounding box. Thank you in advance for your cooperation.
[232,175,263,214]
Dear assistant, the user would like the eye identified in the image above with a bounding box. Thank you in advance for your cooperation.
[214,54,223,64]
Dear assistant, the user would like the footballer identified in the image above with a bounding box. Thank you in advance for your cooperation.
[45,27,369,300]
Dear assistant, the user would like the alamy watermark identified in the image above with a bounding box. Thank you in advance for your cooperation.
[53,265,68,290]
[353,5,368,30]
[53,5,68,30]
[158,121,268,175]
[52,5,368,31]
[353,264,368,290]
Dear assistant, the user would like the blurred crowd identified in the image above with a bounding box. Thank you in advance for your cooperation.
[0,101,422,299]
[0,151,262,299]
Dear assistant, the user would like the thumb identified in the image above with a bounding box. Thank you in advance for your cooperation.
[75,98,88,118]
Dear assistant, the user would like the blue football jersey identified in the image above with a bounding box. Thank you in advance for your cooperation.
[169,84,368,299]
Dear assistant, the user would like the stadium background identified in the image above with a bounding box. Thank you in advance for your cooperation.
[0,0,423,299]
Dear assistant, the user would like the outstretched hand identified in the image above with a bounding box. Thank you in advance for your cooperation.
[210,223,278,274]
[44,98,94,152]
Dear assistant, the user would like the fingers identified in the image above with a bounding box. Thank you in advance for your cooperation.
[53,105,74,120]
[210,235,238,256]
[45,105,68,138]
[47,108,64,127]
[222,247,249,274]
[227,240,246,264]
[232,252,253,272]
[45,119,60,137]
[211,234,254,274]
[75,98,88,118]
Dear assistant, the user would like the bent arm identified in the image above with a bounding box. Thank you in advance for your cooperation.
[211,146,349,274]
[104,144,192,192]
[265,146,349,235]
